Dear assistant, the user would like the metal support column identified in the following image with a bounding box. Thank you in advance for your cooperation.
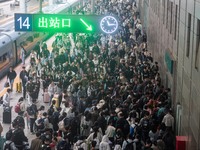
[20,0,26,13]
[39,0,43,13]
[49,0,54,5]
[91,0,94,14]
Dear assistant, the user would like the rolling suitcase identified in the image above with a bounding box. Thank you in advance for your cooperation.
[17,82,22,93]
[52,97,59,109]
[3,107,11,124]
[43,91,50,103]
[16,82,19,92]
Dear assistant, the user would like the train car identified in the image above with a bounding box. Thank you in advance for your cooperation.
[0,0,80,79]
[0,27,51,79]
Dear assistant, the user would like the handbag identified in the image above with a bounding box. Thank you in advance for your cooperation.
[4,82,10,88]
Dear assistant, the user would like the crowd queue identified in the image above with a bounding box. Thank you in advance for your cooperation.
[0,0,175,150]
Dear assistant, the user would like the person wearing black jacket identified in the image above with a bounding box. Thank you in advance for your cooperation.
[7,66,17,91]
[19,66,29,99]
[28,100,38,134]
[11,116,30,150]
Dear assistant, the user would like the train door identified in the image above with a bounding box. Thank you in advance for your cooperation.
[13,40,18,65]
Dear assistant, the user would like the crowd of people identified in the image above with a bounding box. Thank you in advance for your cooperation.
[0,0,175,150]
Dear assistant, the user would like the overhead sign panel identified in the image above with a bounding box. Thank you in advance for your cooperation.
[14,13,119,34]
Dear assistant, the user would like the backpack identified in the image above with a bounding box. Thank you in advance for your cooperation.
[4,141,12,150]
[12,128,25,146]
[59,141,68,150]
[142,119,150,132]
[14,103,21,113]
[64,117,74,128]
[135,140,143,150]
[36,118,45,129]
[124,141,134,150]
[13,116,25,129]
[47,106,54,116]
[134,123,142,135]
[27,105,35,116]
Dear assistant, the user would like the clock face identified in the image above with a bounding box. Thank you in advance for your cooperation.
[100,16,118,34]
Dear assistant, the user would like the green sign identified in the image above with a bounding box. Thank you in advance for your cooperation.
[15,13,119,34]
[165,51,174,74]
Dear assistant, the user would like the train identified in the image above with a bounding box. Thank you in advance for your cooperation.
[0,0,80,79]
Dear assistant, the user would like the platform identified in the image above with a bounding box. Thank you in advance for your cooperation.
[0,35,56,144]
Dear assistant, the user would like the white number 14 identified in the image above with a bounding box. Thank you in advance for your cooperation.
[17,17,30,29]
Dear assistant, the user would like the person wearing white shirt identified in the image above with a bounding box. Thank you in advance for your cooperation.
[105,121,116,142]
[48,81,57,105]
[3,88,11,108]
[99,135,111,150]
[60,101,74,118]
[162,109,174,131]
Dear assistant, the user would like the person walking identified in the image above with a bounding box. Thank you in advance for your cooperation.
[26,77,35,105]
[48,80,57,105]
[19,66,29,99]
[7,66,17,91]
[27,100,38,134]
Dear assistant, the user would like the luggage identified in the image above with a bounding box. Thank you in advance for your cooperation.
[43,92,50,103]
[3,107,12,124]
[16,82,22,93]
[18,82,22,93]
[4,82,10,88]
[52,97,59,109]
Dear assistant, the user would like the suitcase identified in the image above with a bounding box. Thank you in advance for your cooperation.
[17,82,22,93]
[43,92,50,103]
[16,82,19,92]
[52,97,59,108]
[3,107,11,124]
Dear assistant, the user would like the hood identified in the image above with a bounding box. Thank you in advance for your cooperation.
[102,135,109,142]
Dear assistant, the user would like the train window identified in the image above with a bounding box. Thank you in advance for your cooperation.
[26,36,34,43]
[186,13,191,58]
[0,52,9,70]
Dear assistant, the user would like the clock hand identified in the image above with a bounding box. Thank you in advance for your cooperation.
[108,23,116,26]
[107,20,116,26]
[107,20,111,26]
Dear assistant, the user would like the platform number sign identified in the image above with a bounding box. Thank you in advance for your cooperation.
[15,14,32,31]
[14,13,119,34]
